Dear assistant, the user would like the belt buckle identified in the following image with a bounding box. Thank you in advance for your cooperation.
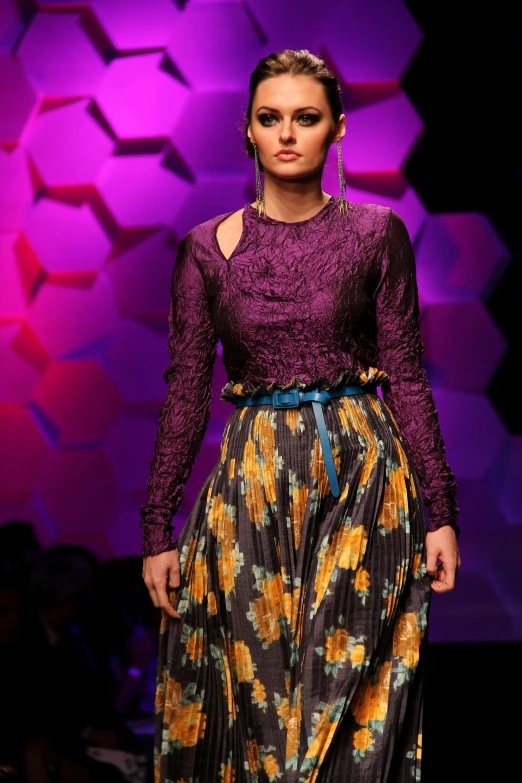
[272,388,300,409]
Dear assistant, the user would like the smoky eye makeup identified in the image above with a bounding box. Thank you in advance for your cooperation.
[257,113,321,126]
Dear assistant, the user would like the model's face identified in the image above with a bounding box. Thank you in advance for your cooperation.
[248,74,344,178]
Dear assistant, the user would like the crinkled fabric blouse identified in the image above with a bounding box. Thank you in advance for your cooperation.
[140,197,459,557]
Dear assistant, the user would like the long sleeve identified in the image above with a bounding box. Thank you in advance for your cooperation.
[140,232,218,557]
[374,209,459,535]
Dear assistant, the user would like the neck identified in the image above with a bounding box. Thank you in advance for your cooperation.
[258,176,330,222]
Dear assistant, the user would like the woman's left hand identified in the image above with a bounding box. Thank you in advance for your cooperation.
[425,526,461,593]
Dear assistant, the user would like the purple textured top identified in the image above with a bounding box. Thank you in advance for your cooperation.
[140,196,459,557]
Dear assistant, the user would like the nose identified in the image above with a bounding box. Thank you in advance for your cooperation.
[279,119,295,143]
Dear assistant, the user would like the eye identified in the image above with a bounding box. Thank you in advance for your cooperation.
[257,113,320,127]
[299,114,320,125]
[258,114,277,126]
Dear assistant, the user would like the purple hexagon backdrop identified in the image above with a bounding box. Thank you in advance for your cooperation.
[0,0,519,643]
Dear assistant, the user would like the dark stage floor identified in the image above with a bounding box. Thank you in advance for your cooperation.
[423,641,520,781]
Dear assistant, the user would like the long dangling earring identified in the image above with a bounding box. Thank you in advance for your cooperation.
[253,141,265,217]
[337,140,349,215]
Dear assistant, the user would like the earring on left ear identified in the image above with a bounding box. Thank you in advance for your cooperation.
[337,140,349,215]
[252,141,266,217]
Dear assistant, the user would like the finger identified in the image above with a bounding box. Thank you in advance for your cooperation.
[442,564,456,591]
[431,562,456,593]
[431,575,449,592]
[157,586,181,619]
[425,548,440,577]
[168,571,181,590]
[147,582,161,609]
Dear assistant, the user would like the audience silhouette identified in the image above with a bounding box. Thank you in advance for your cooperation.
[0,521,158,783]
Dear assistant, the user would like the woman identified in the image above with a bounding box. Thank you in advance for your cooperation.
[141,49,461,783]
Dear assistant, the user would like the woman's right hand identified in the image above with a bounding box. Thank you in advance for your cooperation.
[142,548,181,620]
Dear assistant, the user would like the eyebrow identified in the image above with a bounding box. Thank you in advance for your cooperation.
[256,105,322,113]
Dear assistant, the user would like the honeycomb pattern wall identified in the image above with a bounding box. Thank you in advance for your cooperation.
[0,0,519,642]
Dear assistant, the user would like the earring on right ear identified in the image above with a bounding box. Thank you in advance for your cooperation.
[252,141,266,217]
[337,140,349,215]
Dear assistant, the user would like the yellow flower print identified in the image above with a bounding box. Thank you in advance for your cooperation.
[311,435,331,497]
[207,494,243,604]
[412,552,422,577]
[357,444,376,490]
[354,566,370,593]
[222,650,237,722]
[155,667,167,715]
[246,738,260,773]
[261,460,277,504]
[167,684,206,747]
[285,681,302,767]
[338,524,368,570]
[276,695,290,728]
[285,408,304,433]
[207,590,218,615]
[324,628,349,664]
[291,586,303,643]
[392,612,423,669]
[282,590,292,622]
[337,402,351,434]
[252,678,267,707]
[220,434,228,464]
[219,760,235,783]
[242,437,259,481]
[385,591,395,618]
[253,410,276,463]
[315,623,366,677]
[304,697,343,767]
[228,457,235,479]
[163,676,179,727]
[233,640,255,683]
[207,494,236,546]
[377,482,398,530]
[209,642,237,728]
[262,754,280,780]
[351,660,392,727]
[183,535,198,579]
[265,571,284,607]
[350,644,366,667]
[246,475,267,527]
[346,396,377,449]
[339,482,349,502]
[248,573,284,646]
[218,545,238,597]
[353,727,374,753]
[185,629,204,662]
[190,553,207,604]
[290,481,308,550]
[311,524,367,616]
[378,464,408,531]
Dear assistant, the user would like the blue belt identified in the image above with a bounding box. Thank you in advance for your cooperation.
[234,384,377,498]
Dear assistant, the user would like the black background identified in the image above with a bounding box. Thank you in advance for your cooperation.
[403,2,521,779]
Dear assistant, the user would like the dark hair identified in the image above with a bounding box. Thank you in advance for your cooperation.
[242,49,344,171]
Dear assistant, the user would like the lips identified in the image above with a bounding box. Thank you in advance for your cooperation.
[276,151,299,159]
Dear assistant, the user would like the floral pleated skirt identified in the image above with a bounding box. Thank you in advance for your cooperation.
[153,380,432,783]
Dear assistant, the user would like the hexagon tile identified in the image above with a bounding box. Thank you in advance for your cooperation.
[0,0,519,643]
